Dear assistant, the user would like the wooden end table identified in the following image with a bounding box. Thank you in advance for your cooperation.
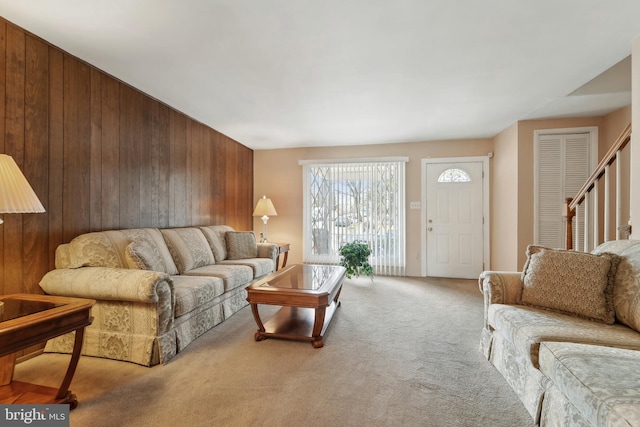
[0,294,95,409]
[246,264,346,348]
[275,243,290,271]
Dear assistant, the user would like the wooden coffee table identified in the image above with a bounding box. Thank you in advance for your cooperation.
[0,294,95,409]
[246,264,346,348]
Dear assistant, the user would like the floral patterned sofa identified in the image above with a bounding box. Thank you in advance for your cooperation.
[39,225,277,366]
[479,240,640,426]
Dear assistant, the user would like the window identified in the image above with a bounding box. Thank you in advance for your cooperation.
[300,158,407,276]
[437,168,471,183]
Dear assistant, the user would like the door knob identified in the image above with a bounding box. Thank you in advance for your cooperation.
[428,227,433,231]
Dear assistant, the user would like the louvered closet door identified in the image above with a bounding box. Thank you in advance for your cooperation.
[535,133,590,249]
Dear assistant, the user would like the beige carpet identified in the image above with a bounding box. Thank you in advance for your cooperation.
[15,276,533,427]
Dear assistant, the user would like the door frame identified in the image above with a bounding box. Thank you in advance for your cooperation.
[533,127,598,250]
[421,156,491,277]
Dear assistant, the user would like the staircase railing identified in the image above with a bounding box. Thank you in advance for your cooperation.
[564,123,632,250]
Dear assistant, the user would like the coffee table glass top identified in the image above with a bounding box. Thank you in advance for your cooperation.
[0,298,58,323]
[258,264,343,291]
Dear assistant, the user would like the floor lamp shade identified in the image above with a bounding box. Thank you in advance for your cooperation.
[0,154,46,220]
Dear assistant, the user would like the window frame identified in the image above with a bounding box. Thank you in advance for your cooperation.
[299,157,408,276]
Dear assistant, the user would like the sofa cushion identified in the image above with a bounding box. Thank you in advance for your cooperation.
[182,264,253,292]
[171,275,225,318]
[539,342,640,426]
[520,245,619,323]
[488,304,640,367]
[161,228,216,274]
[219,258,274,278]
[540,383,591,427]
[125,238,167,272]
[199,225,234,262]
[226,231,258,259]
[593,240,640,333]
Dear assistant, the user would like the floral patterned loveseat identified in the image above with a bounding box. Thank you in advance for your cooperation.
[479,240,640,426]
[39,225,277,366]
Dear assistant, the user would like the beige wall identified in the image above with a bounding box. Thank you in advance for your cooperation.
[601,106,632,149]
[514,116,605,268]
[255,109,633,276]
[491,123,519,270]
[489,110,631,271]
[254,139,492,277]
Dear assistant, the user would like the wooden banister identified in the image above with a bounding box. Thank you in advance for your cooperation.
[564,198,575,250]
[565,123,631,250]
[568,123,631,212]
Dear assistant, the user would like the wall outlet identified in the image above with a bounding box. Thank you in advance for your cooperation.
[410,202,421,209]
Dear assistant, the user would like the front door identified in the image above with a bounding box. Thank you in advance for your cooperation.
[425,161,484,279]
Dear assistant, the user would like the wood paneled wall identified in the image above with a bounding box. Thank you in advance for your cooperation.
[0,18,254,296]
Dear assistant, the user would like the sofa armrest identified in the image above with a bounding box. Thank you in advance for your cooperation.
[257,243,278,263]
[478,271,523,328]
[39,267,174,306]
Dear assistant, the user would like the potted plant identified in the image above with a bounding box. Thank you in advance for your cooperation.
[339,240,374,280]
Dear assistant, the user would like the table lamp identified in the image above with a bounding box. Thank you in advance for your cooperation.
[0,154,46,224]
[253,195,277,242]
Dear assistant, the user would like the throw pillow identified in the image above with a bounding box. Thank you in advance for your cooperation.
[122,228,179,275]
[593,240,640,332]
[520,245,619,324]
[161,228,215,274]
[226,231,258,260]
[125,238,166,272]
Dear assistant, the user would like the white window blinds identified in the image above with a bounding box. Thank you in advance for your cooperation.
[301,158,407,276]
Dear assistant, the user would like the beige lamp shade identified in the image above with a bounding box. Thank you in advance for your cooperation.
[252,195,277,217]
[0,154,45,220]
[253,195,276,242]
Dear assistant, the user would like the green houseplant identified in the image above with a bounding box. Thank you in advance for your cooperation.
[339,241,374,279]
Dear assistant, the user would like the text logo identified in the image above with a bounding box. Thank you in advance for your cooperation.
[0,405,69,426]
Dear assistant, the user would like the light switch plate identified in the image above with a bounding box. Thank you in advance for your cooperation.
[410,202,421,209]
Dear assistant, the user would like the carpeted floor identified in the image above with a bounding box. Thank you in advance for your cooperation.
[15,276,533,427]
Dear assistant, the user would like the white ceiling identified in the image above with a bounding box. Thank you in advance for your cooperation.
[1,1,639,150]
